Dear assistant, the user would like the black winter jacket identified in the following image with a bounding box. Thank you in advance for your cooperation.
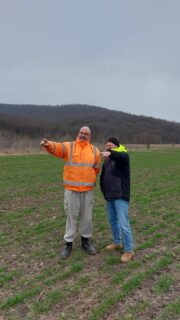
[100,149,130,202]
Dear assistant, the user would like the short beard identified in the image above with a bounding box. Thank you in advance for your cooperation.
[79,136,87,141]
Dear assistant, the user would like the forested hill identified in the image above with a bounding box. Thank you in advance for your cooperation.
[0,103,180,144]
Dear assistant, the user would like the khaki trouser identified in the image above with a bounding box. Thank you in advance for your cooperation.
[64,189,94,242]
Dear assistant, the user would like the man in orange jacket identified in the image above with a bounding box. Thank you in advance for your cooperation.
[40,126,101,259]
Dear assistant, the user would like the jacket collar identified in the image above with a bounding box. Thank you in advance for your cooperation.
[112,144,128,153]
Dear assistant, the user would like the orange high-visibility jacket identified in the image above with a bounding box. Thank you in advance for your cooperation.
[45,138,101,192]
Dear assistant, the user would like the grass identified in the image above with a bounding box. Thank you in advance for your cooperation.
[0,287,42,309]
[0,270,22,286]
[89,254,174,320]
[154,275,174,294]
[0,149,179,320]
[156,298,180,320]
[33,289,65,314]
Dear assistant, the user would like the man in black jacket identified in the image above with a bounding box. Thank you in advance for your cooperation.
[100,138,134,263]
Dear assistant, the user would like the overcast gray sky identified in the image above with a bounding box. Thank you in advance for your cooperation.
[0,0,180,122]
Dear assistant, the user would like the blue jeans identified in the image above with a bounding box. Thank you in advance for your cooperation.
[106,199,134,252]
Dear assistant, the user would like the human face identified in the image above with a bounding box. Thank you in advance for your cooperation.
[78,127,91,141]
[105,141,117,150]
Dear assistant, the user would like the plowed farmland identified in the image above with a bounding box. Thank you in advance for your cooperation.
[0,150,179,320]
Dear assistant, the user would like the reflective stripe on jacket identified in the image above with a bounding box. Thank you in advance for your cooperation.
[46,138,101,192]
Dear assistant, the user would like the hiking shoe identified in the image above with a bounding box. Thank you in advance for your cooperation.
[81,237,97,255]
[120,251,135,263]
[106,243,124,251]
[60,242,72,259]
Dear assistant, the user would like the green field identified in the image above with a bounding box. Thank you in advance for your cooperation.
[0,150,180,320]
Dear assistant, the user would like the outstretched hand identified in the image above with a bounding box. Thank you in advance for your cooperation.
[101,151,111,158]
[40,139,49,147]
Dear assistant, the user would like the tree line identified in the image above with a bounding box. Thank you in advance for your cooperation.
[0,103,180,144]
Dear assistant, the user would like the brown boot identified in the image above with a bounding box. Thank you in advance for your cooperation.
[106,243,124,251]
[120,251,135,263]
